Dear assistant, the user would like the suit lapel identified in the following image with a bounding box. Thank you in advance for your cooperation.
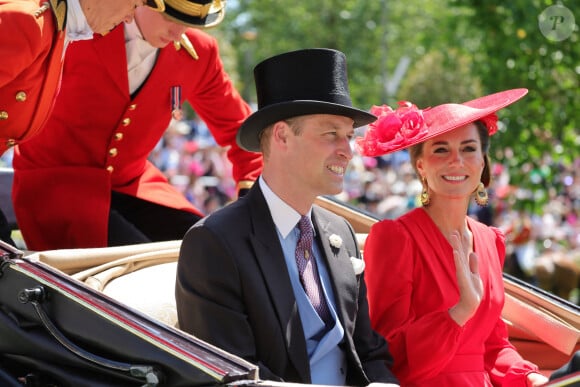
[312,208,358,337]
[246,186,310,382]
[91,26,129,96]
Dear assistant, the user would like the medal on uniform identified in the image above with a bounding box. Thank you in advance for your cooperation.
[170,85,183,120]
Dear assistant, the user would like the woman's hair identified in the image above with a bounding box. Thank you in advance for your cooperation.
[409,120,491,187]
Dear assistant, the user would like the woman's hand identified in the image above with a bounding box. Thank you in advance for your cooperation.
[448,230,483,326]
[526,372,549,386]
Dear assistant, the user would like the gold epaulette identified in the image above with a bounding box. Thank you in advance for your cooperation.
[173,33,199,60]
[36,0,66,31]
[33,2,50,18]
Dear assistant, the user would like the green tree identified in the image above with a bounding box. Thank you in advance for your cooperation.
[220,0,578,212]
[449,0,579,212]
[224,0,466,108]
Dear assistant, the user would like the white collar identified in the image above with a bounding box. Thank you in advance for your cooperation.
[124,19,145,42]
[65,0,94,42]
[259,177,313,239]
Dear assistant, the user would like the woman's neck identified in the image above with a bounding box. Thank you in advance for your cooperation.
[422,200,470,241]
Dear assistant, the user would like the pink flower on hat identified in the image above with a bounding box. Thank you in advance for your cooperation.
[479,113,499,135]
[356,102,428,157]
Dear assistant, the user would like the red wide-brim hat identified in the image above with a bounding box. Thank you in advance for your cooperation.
[356,88,528,157]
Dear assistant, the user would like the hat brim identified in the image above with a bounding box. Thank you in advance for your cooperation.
[163,3,225,28]
[145,0,165,12]
[237,101,377,152]
[417,88,529,144]
[356,89,528,157]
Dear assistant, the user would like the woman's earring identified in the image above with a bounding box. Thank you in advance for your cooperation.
[420,177,430,207]
[475,182,489,207]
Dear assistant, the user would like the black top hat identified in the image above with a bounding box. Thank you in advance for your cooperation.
[163,0,225,28]
[237,48,376,152]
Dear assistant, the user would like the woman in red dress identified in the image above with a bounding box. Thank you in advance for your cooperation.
[356,89,549,386]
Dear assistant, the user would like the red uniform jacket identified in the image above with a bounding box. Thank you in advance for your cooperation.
[13,25,262,250]
[0,0,65,155]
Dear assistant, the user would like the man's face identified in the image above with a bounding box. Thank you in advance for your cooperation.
[134,6,188,48]
[284,114,355,198]
[84,0,147,35]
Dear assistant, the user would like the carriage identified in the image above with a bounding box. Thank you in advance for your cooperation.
[1,189,579,386]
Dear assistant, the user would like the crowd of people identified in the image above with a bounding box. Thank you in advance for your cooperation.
[147,112,580,305]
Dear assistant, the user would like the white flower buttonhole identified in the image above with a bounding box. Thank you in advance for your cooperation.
[329,234,343,249]
[350,257,365,275]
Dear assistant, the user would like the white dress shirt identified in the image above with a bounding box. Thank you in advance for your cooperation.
[124,21,159,94]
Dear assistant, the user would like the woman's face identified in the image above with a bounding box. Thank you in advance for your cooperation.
[416,123,485,203]
[134,6,188,48]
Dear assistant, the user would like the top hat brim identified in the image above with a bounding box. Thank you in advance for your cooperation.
[237,100,377,152]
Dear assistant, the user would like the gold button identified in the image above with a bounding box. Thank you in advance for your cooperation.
[6,139,16,147]
[15,91,27,102]
[128,104,137,110]
[0,111,8,120]
[109,148,118,157]
[106,166,114,173]
[114,132,123,141]
[122,118,131,126]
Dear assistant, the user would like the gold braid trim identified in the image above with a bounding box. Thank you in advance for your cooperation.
[237,180,255,191]
[34,2,50,18]
[48,0,67,31]
[165,0,211,18]
[174,34,199,60]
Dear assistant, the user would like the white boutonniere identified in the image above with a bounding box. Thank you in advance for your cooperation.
[329,234,343,249]
[350,256,365,275]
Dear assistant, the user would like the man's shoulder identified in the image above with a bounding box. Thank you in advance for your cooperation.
[313,204,350,225]
[166,29,218,65]
[0,1,53,38]
[201,198,251,228]
[183,28,218,51]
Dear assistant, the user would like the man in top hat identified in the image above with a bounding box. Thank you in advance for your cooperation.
[176,48,399,386]
[0,0,167,245]
[11,0,262,250]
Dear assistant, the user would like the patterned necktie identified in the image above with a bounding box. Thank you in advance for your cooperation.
[295,216,331,323]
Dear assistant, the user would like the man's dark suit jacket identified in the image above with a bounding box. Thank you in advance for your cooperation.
[176,183,398,385]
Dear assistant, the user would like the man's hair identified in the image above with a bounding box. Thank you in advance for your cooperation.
[259,116,305,159]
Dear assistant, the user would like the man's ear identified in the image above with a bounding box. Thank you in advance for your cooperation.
[272,121,289,146]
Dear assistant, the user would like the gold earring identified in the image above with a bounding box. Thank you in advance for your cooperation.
[474,182,489,207]
[420,177,430,207]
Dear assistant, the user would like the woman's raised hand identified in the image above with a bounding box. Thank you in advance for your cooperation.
[448,230,483,326]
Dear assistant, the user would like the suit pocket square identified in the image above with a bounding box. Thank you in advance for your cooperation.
[350,257,365,275]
